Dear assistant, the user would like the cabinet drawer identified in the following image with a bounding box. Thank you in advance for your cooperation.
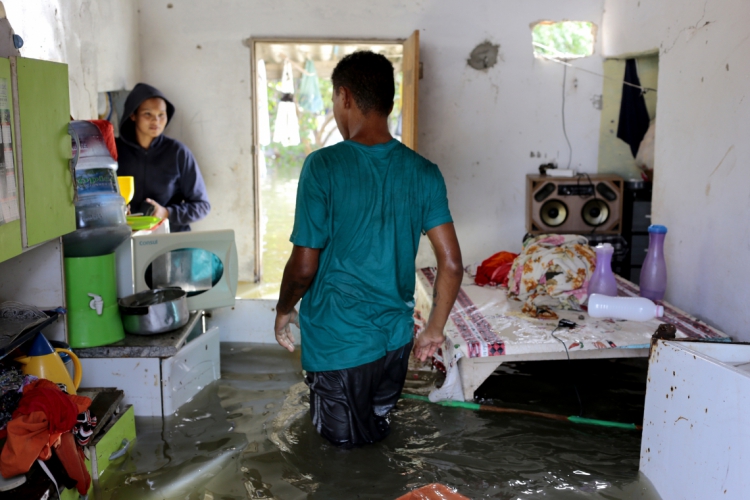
[87,405,136,482]
[632,201,651,232]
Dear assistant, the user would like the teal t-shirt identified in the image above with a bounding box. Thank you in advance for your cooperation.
[291,139,453,372]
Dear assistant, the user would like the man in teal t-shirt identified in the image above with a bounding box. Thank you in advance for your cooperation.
[274,51,463,447]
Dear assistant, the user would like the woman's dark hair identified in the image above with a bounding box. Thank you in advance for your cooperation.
[331,51,395,116]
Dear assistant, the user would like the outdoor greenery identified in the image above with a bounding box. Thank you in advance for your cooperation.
[263,71,404,172]
[263,77,335,173]
[532,21,595,60]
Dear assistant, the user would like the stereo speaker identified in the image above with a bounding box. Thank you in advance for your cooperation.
[526,174,624,235]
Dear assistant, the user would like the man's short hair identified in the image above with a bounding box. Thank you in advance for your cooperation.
[331,51,395,116]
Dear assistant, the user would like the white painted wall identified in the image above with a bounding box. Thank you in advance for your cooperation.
[136,0,606,281]
[602,0,750,341]
[3,0,141,118]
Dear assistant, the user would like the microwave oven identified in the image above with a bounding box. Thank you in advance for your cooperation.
[115,226,238,312]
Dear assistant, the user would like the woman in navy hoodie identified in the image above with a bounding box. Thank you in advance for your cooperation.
[116,83,210,232]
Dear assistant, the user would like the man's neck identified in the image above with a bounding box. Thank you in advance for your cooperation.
[346,116,392,146]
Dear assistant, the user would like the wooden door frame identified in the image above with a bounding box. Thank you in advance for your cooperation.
[249,37,408,282]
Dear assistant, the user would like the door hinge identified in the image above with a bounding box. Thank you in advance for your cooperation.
[419,62,424,80]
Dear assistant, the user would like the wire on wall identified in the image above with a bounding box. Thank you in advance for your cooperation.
[539,52,657,94]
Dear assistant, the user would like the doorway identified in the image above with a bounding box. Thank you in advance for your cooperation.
[244,35,419,298]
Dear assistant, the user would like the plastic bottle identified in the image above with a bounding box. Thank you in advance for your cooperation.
[640,225,668,301]
[62,121,130,257]
[588,243,618,297]
[588,293,664,322]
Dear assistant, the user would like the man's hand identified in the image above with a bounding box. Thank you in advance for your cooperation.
[275,308,300,353]
[145,198,169,219]
[414,324,445,362]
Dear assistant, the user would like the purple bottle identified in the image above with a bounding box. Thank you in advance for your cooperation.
[640,225,668,301]
[588,243,618,297]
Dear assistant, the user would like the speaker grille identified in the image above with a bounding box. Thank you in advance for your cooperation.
[540,200,568,227]
[582,199,610,227]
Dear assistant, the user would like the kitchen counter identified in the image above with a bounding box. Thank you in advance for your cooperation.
[73,310,203,358]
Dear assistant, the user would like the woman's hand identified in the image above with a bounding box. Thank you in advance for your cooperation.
[145,198,169,219]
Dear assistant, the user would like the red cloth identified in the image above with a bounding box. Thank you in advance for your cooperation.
[475,251,519,287]
[0,380,90,478]
[88,119,118,161]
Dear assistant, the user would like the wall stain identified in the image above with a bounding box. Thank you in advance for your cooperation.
[709,144,735,177]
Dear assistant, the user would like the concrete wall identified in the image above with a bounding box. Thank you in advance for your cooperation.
[602,0,750,341]
[3,0,141,119]
[136,0,607,281]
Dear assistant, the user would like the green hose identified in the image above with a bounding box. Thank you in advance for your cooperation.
[400,393,641,430]
[567,415,638,429]
[402,393,480,410]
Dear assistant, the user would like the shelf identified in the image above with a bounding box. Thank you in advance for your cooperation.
[73,310,204,358]
[0,313,59,361]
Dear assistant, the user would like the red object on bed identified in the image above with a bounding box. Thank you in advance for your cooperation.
[475,251,518,287]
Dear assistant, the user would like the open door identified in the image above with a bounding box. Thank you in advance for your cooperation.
[401,30,420,151]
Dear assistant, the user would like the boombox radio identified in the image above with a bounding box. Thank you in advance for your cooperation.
[526,174,624,235]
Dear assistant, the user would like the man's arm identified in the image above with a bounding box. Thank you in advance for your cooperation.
[414,223,463,362]
[274,245,320,352]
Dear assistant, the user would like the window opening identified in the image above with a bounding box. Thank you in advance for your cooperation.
[532,21,595,60]
[249,41,404,298]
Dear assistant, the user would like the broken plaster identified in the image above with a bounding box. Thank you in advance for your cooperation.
[467,41,500,71]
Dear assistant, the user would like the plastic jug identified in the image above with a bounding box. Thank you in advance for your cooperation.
[63,121,130,258]
[640,225,668,301]
[588,294,664,322]
[15,333,83,395]
[588,243,618,297]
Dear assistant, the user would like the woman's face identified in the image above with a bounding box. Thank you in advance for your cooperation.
[132,97,168,139]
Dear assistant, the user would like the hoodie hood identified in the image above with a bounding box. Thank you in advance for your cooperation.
[119,83,175,143]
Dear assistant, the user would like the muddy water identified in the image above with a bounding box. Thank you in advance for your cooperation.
[100,344,661,499]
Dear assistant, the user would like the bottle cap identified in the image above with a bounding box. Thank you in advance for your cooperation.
[649,225,668,234]
[595,243,614,252]
[656,305,664,317]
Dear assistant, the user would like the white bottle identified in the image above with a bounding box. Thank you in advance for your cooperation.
[588,294,664,322]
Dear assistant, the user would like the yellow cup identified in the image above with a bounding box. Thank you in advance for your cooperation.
[118,176,135,204]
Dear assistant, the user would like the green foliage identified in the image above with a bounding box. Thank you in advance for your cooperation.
[263,73,403,172]
[532,21,595,59]
[264,77,334,173]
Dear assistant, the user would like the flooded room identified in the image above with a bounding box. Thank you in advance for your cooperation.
[0,1,748,499]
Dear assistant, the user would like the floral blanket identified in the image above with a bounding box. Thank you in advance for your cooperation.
[508,234,596,318]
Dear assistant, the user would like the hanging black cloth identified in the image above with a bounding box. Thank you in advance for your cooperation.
[616,59,650,158]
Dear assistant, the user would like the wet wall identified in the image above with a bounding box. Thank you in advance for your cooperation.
[136,0,607,280]
[603,0,750,342]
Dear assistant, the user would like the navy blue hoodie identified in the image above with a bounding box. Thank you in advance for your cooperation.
[116,83,210,232]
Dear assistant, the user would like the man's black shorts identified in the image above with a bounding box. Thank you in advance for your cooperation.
[305,340,413,447]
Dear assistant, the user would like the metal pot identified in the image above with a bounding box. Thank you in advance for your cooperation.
[118,288,189,335]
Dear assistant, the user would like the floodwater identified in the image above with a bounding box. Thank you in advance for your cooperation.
[99,344,661,499]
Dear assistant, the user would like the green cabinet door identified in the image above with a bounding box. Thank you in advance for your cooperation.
[15,57,76,247]
[0,57,21,263]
